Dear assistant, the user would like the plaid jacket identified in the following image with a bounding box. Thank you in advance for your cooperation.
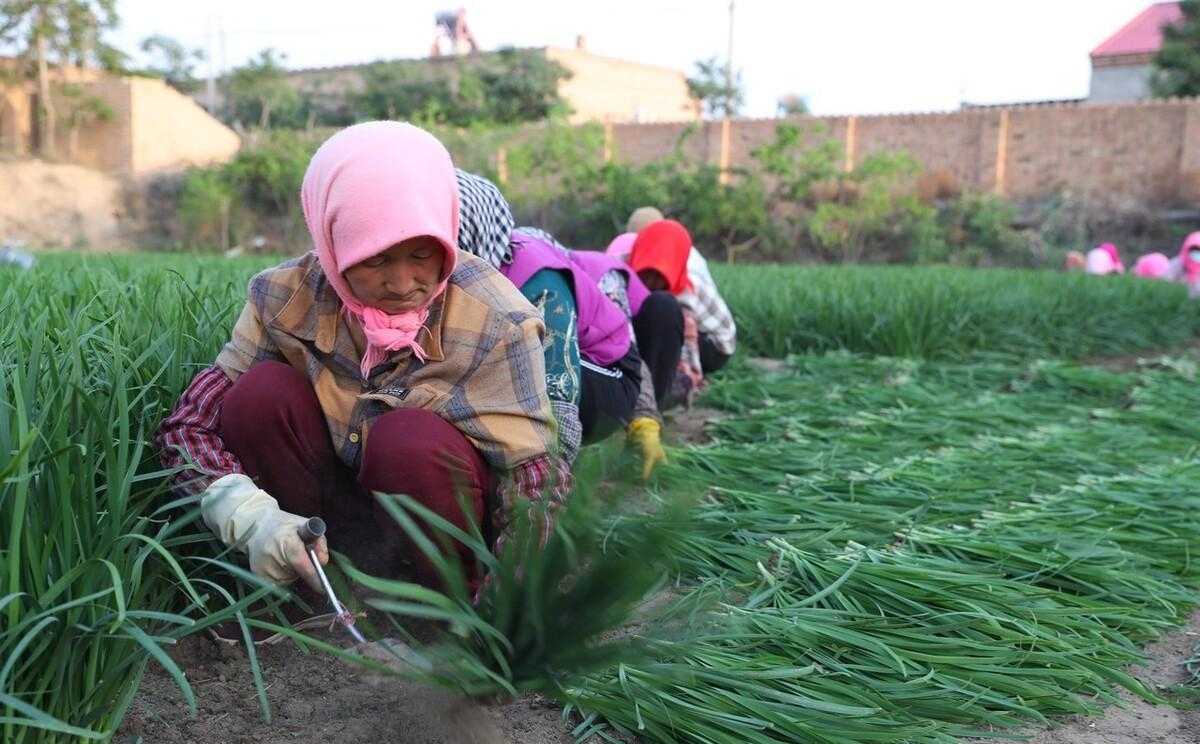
[681,249,737,356]
[214,251,556,471]
[157,252,567,531]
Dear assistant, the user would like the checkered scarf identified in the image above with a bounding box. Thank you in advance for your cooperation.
[455,169,514,270]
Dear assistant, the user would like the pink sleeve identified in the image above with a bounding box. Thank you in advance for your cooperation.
[155,366,245,496]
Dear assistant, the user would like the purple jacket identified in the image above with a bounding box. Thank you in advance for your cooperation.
[568,249,651,317]
[504,233,631,367]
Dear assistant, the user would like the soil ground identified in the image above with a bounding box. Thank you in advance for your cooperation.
[115,607,1200,744]
[965,609,1200,744]
[0,159,125,249]
[118,628,571,744]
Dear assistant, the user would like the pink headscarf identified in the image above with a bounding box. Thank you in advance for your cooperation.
[1086,243,1124,275]
[301,122,459,378]
[605,232,636,261]
[1100,243,1124,273]
[1180,232,1200,285]
[1133,252,1171,279]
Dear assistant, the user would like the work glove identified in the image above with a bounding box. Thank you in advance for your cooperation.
[627,417,667,480]
[200,473,327,591]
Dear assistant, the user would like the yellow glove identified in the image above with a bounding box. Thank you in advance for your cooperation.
[200,473,327,590]
[627,417,667,480]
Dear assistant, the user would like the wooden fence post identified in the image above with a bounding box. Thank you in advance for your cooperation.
[844,115,858,173]
[603,120,614,164]
[496,146,508,185]
[719,118,732,185]
[994,110,1010,196]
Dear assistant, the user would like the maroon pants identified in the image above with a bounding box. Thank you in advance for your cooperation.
[220,361,491,589]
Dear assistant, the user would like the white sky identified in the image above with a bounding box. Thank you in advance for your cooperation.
[110,0,1153,117]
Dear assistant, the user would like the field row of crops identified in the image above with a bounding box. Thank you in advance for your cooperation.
[562,352,1200,741]
[3,254,1200,742]
[714,264,1200,359]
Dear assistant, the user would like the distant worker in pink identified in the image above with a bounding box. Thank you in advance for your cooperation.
[1178,232,1200,298]
[1133,252,1171,279]
[1085,243,1124,275]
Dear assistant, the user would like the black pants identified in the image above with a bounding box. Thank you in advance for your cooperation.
[700,334,732,374]
[579,346,643,443]
[632,291,684,410]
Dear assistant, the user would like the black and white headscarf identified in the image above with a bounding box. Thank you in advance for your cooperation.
[455,169,514,270]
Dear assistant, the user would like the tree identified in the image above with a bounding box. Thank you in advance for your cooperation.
[140,34,204,93]
[356,60,450,122]
[686,56,744,119]
[226,48,298,129]
[777,93,810,117]
[354,49,568,126]
[57,80,111,158]
[473,48,569,124]
[0,0,119,158]
[1152,0,1200,97]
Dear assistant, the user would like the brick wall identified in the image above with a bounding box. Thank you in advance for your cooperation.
[606,98,1200,207]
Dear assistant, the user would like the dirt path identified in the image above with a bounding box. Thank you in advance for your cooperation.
[118,628,572,744]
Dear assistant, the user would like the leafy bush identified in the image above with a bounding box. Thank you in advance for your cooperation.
[178,169,237,250]
[354,49,570,127]
[933,192,1032,267]
[807,152,943,263]
[502,124,771,255]
[222,131,313,217]
[159,119,1054,267]
[174,132,317,249]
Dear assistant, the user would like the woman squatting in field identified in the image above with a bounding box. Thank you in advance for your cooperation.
[609,207,738,407]
[155,122,567,593]
[453,170,668,479]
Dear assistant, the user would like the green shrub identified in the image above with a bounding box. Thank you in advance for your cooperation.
[933,192,1032,266]
[353,49,570,127]
[502,123,772,255]
[158,120,1049,268]
[178,169,237,250]
[222,131,315,216]
[807,152,943,263]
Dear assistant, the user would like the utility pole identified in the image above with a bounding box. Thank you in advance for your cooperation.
[718,0,735,185]
[205,15,216,112]
[218,16,228,118]
[725,0,735,118]
[218,17,227,80]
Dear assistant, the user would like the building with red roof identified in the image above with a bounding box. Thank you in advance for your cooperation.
[1089,2,1184,102]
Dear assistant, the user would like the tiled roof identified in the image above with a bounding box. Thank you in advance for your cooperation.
[1091,2,1183,58]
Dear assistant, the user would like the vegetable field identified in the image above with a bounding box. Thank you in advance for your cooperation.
[3,253,1200,743]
